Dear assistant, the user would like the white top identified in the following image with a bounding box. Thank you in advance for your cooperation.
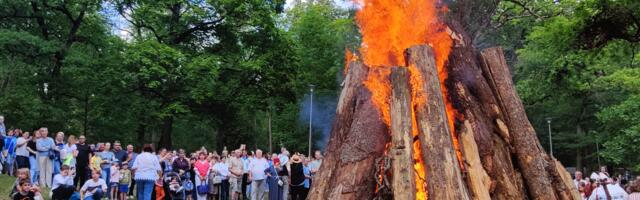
[249,158,269,181]
[132,152,161,181]
[278,154,289,167]
[81,179,107,197]
[212,162,230,180]
[588,184,629,200]
[52,174,74,190]
[15,137,29,157]
[61,144,77,161]
[110,165,120,183]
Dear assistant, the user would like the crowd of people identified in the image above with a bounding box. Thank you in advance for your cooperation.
[0,116,324,200]
[574,166,640,200]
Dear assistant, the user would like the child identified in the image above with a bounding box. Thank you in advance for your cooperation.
[119,162,131,200]
[90,153,102,173]
[12,179,43,200]
[169,176,185,200]
[110,162,121,200]
[11,168,31,197]
[81,170,107,200]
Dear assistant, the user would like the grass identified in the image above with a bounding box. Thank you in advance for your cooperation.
[0,174,51,200]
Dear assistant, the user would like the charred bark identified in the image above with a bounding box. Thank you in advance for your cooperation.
[309,61,390,200]
[389,67,416,200]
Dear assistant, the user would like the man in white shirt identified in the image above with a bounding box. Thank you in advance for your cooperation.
[81,170,108,200]
[15,131,30,169]
[574,171,586,189]
[249,149,269,200]
[589,174,628,200]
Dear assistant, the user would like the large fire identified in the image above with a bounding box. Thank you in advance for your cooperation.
[353,0,463,199]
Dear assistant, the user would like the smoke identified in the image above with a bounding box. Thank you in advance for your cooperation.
[299,92,337,151]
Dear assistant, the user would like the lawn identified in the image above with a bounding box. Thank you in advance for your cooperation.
[0,174,51,200]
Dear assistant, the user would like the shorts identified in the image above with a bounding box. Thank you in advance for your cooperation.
[119,184,129,193]
[230,177,241,193]
[110,182,119,189]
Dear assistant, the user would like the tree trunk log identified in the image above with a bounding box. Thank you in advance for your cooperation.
[407,45,470,200]
[479,47,580,199]
[309,61,390,200]
[389,66,416,200]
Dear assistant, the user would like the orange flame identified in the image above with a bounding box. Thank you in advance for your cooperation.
[352,0,465,199]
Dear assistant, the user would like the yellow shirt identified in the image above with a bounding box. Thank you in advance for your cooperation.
[91,156,102,172]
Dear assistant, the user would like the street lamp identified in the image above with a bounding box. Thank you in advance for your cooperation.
[308,84,315,157]
[546,117,553,158]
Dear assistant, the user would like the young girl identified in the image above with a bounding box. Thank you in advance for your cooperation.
[119,162,131,200]
[110,163,121,199]
[81,170,107,200]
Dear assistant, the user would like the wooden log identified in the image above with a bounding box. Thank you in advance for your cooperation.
[389,66,416,200]
[406,45,471,200]
[309,61,390,200]
[444,20,528,199]
[479,47,580,199]
[459,120,491,200]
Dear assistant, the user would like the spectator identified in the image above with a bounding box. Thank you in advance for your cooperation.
[212,155,230,200]
[228,150,244,200]
[35,127,54,188]
[90,152,102,174]
[267,153,283,200]
[97,142,115,194]
[52,165,75,199]
[249,149,268,200]
[574,171,586,190]
[81,170,107,200]
[588,174,628,200]
[173,149,190,173]
[61,135,77,174]
[309,150,323,180]
[0,115,5,137]
[27,131,39,184]
[52,132,65,175]
[119,162,131,200]
[194,151,210,200]
[241,150,251,199]
[12,179,43,200]
[75,135,90,188]
[629,180,640,200]
[3,129,18,175]
[109,162,121,199]
[113,141,127,165]
[132,144,161,200]
[278,147,290,200]
[302,158,311,199]
[288,154,306,200]
[15,131,30,169]
[11,168,31,196]
[125,144,137,199]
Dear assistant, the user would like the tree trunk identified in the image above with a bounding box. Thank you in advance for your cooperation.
[389,66,416,200]
[479,47,580,199]
[136,122,146,147]
[309,61,390,200]
[407,45,471,200]
[158,115,173,149]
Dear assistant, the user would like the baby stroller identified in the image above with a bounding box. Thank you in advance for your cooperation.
[165,171,186,200]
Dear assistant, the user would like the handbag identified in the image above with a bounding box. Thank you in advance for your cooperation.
[196,179,209,195]
[183,180,193,191]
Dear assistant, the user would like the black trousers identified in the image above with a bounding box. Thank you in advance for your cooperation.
[16,156,29,169]
[242,173,248,199]
[52,184,75,200]
[74,164,89,189]
[290,185,306,200]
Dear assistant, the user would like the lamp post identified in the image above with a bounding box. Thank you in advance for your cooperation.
[546,117,553,158]
[309,84,315,157]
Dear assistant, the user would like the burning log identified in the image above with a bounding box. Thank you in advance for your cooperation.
[407,45,471,200]
[389,66,416,200]
[308,61,390,200]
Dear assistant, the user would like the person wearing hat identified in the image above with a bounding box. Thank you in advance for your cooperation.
[288,153,306,200]
[588,173,628,200]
